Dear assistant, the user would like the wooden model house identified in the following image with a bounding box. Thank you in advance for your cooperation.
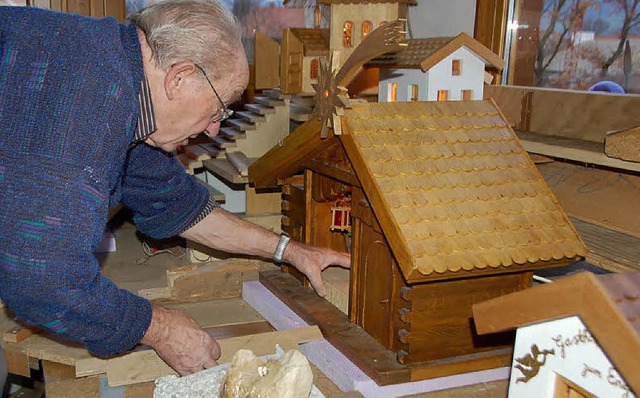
[249,98,588,378]
[366,33,505,102]
[316,0,415,69]
[280,28,330,94]
[473,272,639,397]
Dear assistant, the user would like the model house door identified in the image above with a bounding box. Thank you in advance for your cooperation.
[362,238,394,348]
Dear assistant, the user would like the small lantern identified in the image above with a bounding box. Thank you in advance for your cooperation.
[330,197,351,232]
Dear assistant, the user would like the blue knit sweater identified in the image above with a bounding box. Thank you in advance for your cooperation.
[0,7,210,356]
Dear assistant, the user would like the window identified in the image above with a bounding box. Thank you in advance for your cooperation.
[437,90,449,101]
[388,83,398,102]
[362,21,372,40]
[462,89,473,100]
[452,59,462,76]
[410,85,419,101]
[310,59,319,79]
[343,21,353,48]
[479,0,640,92]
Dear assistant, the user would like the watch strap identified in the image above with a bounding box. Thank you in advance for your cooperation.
[273,232,290,264]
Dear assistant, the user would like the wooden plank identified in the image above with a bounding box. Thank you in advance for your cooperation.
[162,259,259,304]
[203,158,249,184]
[605,126,640,163]
[183,145,212,162]
[249,118,332,188]
[245,186,282,216]
[486,85,640,143]
[260,270,512,386]
[105,325,324,387]
[75,321,273,378]
[43,360,101,398]
[225,151,253,177]
[570,217,640,273]
[4,346,31,377]
[254,31,281,90]
[3,325,40,344]
[536,161,640,239]
[518,131,640,172]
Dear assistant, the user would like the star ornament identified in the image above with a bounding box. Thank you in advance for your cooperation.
[312,55,348,139]
[311,19,407,138]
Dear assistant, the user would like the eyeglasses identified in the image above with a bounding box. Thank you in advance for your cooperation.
[194,64,234,123]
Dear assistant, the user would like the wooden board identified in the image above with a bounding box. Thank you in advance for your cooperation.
[3,325,40,343]
[254,31,281,90]
[245,186,282,216]
[75,320,274,379]
[485,85,640,143]
[570,217,640,273]
[536,161,640,239]
[259,270,512,386]
[203,158,249,185]
[105,325,323,387]
[518,131,640,173]
[225,151,252,177]
[164,259,259,304]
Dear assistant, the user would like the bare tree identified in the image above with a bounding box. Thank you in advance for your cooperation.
[599,0,640,75]
[535,0,588,85]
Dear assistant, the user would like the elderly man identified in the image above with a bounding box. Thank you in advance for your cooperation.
[0,0,350,382]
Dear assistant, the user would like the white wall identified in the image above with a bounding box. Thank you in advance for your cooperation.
[426,47,486,100]
[407,0,476,38]
[378,69,427,102]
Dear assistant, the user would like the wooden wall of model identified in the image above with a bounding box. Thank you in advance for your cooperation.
[28,0,126,22]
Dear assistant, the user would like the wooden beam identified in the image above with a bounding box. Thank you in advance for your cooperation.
[249,118,335,188]
[3,325,40,344]
[105,326,324,387]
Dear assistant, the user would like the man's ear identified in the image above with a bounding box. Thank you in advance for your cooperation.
[164,62,197,101]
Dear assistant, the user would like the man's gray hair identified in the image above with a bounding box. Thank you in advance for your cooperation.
[129,0,242,80]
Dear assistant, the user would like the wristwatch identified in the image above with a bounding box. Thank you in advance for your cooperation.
[272,232,290,264]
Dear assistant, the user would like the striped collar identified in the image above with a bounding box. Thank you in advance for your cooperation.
[132,74,157,143]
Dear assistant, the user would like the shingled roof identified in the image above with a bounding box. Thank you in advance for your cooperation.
[473,271,640,393]
[340,100,585,281]
[289,28,330,56]
[366,33,505,71]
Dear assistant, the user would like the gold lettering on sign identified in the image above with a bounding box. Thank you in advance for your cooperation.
[552,329,594,358]
[515,344,555,383]
[581,363,602,379]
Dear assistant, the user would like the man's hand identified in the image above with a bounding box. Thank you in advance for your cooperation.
[283,240,351,297]
[141,305,220,376]
[181,208,351,297]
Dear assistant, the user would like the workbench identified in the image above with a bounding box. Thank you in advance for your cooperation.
[0,221,508,398]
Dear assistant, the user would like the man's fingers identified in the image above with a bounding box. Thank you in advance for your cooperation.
[334,252,351,269]
[203,358,219,369]
[307,271,326,297]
